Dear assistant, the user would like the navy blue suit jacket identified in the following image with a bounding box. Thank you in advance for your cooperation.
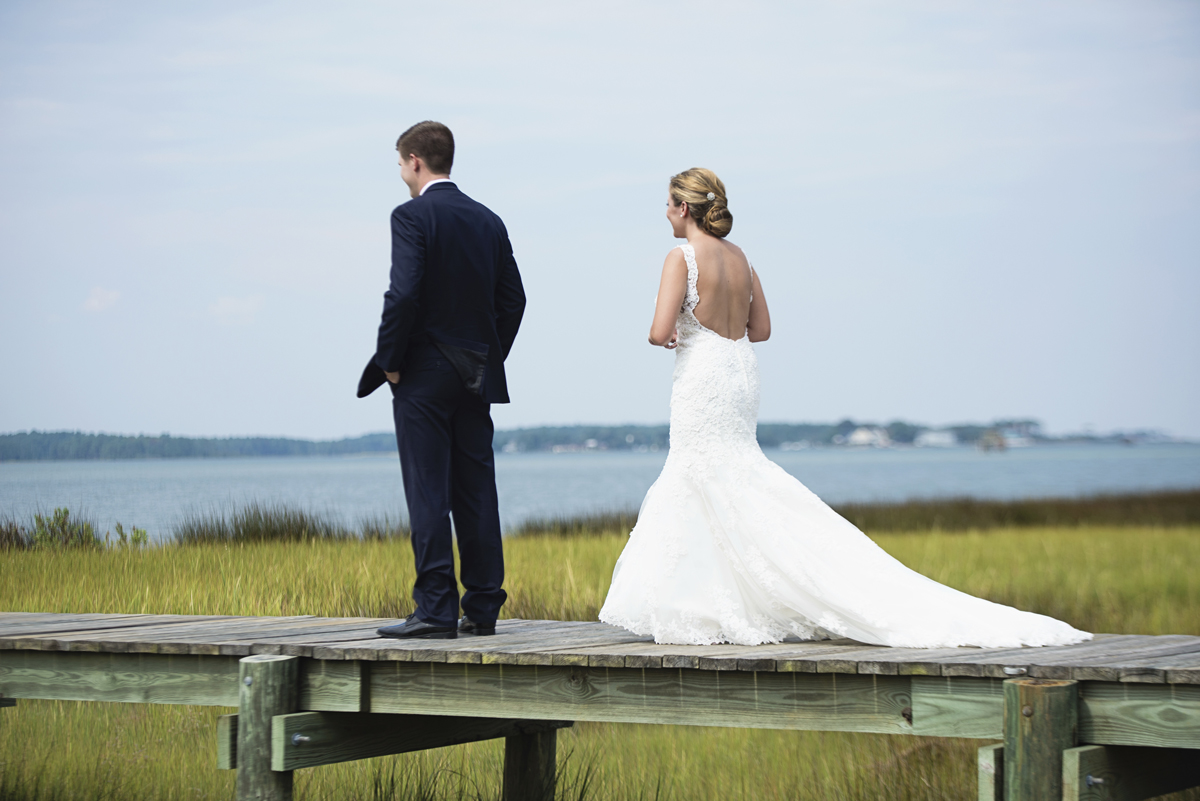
[359,182,526,403]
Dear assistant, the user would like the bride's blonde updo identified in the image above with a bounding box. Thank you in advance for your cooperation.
[669,168,732,238]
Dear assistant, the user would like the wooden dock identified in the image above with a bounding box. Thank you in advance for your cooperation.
[2,612,1198,800]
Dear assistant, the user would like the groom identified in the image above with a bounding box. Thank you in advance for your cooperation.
[358,121,526,639]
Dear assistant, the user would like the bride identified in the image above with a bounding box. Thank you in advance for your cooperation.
[598,168,1091,649]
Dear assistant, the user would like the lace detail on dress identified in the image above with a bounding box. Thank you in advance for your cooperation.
[679,244,700,313]
[598,245,1092,649]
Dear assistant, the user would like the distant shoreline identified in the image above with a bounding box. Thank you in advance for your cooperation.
[0,422,1184,462]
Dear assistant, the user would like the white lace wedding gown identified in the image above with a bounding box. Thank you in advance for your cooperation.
[599,244,1091,648]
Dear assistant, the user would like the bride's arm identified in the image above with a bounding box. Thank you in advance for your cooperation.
[747,268,771,342]
[649,249,687,348]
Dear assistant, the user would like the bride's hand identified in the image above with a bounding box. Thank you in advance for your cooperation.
[665,329,679,350]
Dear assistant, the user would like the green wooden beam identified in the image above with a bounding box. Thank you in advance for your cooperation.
[237,655,298,801]
[1062,744,1200,801]
[913,676,1004,739]
[268,712,571,771]
[977,743,1003,801]
[299,659,367,712]
[1004,678,1078,801]
[368,662,915,734]
[504,729,558,801]
[1078,682,1200,750]
[0,649,239,706]
[2,648,1197,751]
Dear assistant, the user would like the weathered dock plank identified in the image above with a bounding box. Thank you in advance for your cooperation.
[2,614,1198,689]
[2,613,1196,801]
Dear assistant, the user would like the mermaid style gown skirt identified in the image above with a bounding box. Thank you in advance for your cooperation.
[599,244,1091,648]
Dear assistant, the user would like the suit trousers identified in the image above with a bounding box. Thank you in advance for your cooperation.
[390,345,507,626]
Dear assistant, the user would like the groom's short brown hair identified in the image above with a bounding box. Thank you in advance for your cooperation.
[396,121,454,175]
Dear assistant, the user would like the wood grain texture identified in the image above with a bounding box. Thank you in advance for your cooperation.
[1003,679,1078,801]
[0,649,240,706]
[300,659,366,712]
[236,655,298,801]
[367,662,914,734]
[2,616,1197,684]
[1078,682,1200,749]
[912,676,1005,739]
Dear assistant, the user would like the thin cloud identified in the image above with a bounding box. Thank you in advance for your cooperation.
[83,287,120,312]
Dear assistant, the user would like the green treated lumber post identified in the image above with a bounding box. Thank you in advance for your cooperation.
[1062,744,1200,801]
[503,729,558,801]
[1003,678,1078,801]
[977,743,1003,801]
[217,713,237,770]
[237,655,298,801]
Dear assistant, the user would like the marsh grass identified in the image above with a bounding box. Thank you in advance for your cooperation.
[1,520,1198,799]
[0,508,141,551]
[836,488,1200,532]
[507,489,1200,539]
[509,509,638,538]
[173,502,357,545]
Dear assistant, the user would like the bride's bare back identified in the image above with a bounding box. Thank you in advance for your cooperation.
[691,239,754,339]
[649,168,770,347]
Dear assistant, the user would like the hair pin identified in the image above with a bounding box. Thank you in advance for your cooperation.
[706,192,715,201]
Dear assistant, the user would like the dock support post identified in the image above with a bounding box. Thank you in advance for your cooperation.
[503,729,558,801]
[1003,678,1077,801]
[977,742,1004,801]
[237,655,298,801]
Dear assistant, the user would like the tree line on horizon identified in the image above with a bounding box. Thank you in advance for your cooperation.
[0,419,1052,461]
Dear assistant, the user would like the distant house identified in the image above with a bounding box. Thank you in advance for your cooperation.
[998,428,1034,448]
[847,427,891,448]
[914,430,957,448]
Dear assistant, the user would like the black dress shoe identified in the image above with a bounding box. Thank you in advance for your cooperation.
[458,615,496,636]
[377,613,457,640]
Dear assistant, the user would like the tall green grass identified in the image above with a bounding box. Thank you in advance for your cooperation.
[507,488,1200,538]
[1,520,1198,799]
[3,525,1196,634]
[835,488,1200,532]
[173,502,411,545]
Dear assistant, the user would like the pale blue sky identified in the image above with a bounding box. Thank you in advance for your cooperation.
[1,1,1197,439]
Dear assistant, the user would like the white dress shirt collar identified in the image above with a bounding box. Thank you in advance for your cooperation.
[420,178,453,196]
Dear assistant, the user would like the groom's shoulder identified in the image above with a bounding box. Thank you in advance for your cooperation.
[442,187,508,232]
[392,184,507,233]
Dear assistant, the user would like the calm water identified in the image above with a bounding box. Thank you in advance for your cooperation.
[2,443,1198,542]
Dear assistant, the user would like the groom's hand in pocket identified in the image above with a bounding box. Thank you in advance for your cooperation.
[385,371,400,384]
